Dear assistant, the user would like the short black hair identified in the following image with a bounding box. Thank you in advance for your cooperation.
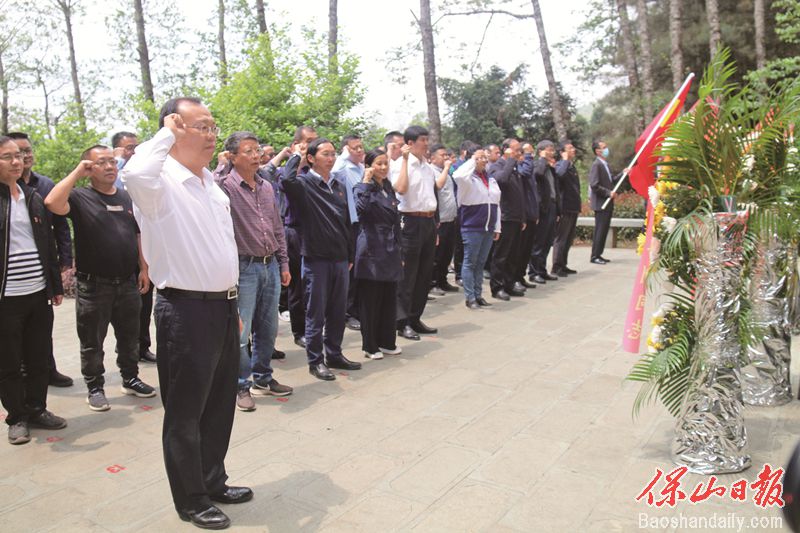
[7,132,29,141]
[536,140,555,154]
[501,138,517,153]
[591,140,604,154]
[429,143,446,154]
[293,125,316,143]
[558,139,574,152]
[81,144,111,161]
[365,148,387,167]
[383,131,403,147]
[460,140,475,153]
[224,131,260,154]
[0,135,15,147]
[307,137,335,160]
[341,134,361,148]
[464,143,482,160]
[158,97,203,128]
[111,131,137,148]
[404,125,429,144]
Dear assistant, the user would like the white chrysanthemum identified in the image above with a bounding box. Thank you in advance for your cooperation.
[648,185,660,208]
[649,237,661,263]
[650,325,662,344]
[661,216,677,233]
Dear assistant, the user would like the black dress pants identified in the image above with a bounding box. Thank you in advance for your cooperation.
[433,220,457,287]
[397,215,436,328]
[285,226,306,340]
[0,290,52,425]
[358,279,398,353]
[592,208,614,259]
[529,206,557,277]
[516,219,537,281]
[346,223,360,320]
[139,282,154,355]
[490,220,522,294]
[453,224,463,281]
[552,211,578,271]
[154,294,239,512]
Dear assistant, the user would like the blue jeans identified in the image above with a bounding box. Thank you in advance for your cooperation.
[237,258,280,388]
[461,230,494,301]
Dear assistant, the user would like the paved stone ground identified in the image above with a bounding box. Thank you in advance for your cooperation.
[1,245,797,532]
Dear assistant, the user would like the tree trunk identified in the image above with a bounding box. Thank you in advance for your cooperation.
[57,0,85,130]
[706,0,721,56]
[133,0,155,103]
[530,0,567,140]
[635,0,655,121]
[0,51,7,135]
[255,0,267,34]
[419,0,442,144]
[754,0,766,69]
[328,0,338,76]
[218,0,228,84]
[669,0,684,91]
[614,0,645,131]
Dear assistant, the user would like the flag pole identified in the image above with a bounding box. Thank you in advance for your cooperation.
[600,73,695,210]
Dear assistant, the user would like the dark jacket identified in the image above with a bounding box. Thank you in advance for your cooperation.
[353,179,401,282]
[589,158,615,211]
[517,154,540,223]
[555,159,581,213]
[280,154,354,262]
[533,157,561,216]
[0,182,63,301]
[19,171,72,267]
[489,157,526,223]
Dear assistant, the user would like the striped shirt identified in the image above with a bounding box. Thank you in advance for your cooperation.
[5,186,45,296]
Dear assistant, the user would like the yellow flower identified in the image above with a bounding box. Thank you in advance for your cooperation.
[654,201,666,227]
[651,316,664,326]
[636,232,647,255]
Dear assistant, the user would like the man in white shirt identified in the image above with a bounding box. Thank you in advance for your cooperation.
[121,97,250,530]
[390,126,439,340]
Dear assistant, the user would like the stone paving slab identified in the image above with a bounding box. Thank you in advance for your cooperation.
[0,245,795,532]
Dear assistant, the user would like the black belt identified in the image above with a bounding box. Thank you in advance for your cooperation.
[76,272,134,285]
[239,254,273,264]
[158,287,238,300]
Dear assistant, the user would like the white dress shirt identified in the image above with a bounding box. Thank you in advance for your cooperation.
[5,186,46,296]
[121,128,239,291]
[389,153,438,213]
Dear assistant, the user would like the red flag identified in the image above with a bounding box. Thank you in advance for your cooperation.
[628,79,694,197]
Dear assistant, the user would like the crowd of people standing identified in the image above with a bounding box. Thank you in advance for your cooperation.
[0,96,619,529]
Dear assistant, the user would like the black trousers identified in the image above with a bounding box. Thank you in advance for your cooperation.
[516,219,537,281]
[552,211,579,271]
[346,223,360,319]
[76,277,141,389]
[592,208,614,259]
[453,224,463,280]
[0,290,52,425]
[358,279,398,353]
[433,220,457,286]
[285,226,306,340]
[139,282,154,355]
[490,220,522,294]
[397,215,436,328]
[155,294,239,512]
[529,206,557,277]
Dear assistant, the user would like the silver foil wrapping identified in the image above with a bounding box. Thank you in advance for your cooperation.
[741,234,792,406]
[788,247,800,335]
[672,212,751,474]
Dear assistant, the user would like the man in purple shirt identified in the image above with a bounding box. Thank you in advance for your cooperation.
[216,132,293,412]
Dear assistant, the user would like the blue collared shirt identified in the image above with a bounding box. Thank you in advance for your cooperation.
[332,152,363,224]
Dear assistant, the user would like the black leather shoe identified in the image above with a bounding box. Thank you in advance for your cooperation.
[211,486,253,504]
[532,275,547,284]
[345,317,361,331]
[326,356,362,370]
[178,505,231,530]
[397,325,420,340]
[476,297,492,307]
[493,290,511,301]
[543,273,558,281]
[564,267,578,274]
[465,299,480,310]
[519,279,537,289]
[439,282,460,293]
[411,321,437,334]
[309,363,336,381]
[599,256,611,263]
[507,287,525,297]
[49,370,73,388]
[590,257,608,265]
[271,349,286,360]
[294,336,306,348]
[552,270,568,278]
[512,282,527,292]
[139,350,157,363]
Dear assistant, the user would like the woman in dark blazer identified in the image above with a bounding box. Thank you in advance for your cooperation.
[354,148,402,360]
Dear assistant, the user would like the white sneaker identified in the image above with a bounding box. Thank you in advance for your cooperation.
[279,310,290,322]
[379,346,402,355]
[364,351,384,360]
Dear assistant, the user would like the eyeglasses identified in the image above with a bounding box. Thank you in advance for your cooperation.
[238,148,264,157]
[18,148,33,155]
[186,124,221,137]
[94,158,117,167]
[0,154,23,162]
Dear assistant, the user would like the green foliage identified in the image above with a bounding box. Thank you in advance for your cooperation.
[22,105,102,182]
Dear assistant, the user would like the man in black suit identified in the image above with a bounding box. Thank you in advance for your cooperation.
[528,140,560,284]
[588,140,616,265]
[551,141,581,276]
